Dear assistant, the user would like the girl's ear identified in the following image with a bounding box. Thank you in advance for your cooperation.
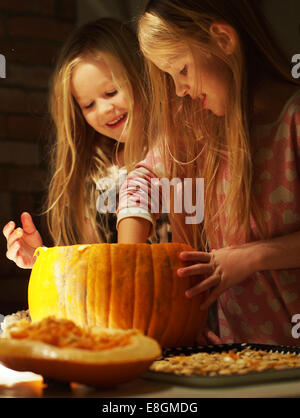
[209,22,238,55]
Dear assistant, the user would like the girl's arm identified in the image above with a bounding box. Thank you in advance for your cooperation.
[117,150,162,243]
[118,217,151,243]
[247,230,300,272]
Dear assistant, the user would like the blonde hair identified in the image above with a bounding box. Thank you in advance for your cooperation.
[138,0,299,250]
[47,18,148,245]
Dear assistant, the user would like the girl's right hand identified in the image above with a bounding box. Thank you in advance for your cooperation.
[3,212,43,269]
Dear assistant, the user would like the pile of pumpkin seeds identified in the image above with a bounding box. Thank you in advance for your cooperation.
[150,347,300,376]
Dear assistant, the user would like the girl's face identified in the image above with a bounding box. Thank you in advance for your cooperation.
[71,56,130,142]
[150,46,230,116]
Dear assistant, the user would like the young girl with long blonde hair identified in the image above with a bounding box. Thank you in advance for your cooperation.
[3,17,169,270]
[117,0,300,345]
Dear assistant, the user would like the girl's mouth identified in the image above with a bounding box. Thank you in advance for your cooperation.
[106,113,128,129]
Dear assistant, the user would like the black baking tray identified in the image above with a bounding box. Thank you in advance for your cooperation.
[143,343,300,387]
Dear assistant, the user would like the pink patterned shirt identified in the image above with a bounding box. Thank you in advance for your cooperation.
[117,90,300,346]
[218,90,300,345]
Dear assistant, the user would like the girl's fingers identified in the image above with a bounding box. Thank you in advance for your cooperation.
[15,254,28,269]
[178,262,214,277]
[7,228,23,249]
[3,221,15,240]
[6,240,21,262]
[179,251,211,263]
[185,274,221,297]
[7,241,34,269]
[20,212,37,235]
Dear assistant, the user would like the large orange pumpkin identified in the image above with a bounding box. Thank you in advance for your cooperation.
[28,243,207,347]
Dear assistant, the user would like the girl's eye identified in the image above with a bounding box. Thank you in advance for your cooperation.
[106,90,118,97]
[180,65,188,76]
[84,102,94,110]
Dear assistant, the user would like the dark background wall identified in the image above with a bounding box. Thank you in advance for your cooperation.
[0,0,77,314]
[0,0,299,315]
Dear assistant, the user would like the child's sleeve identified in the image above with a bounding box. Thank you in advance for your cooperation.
[117,150,163,239]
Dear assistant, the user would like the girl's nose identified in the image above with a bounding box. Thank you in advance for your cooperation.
[175,82,189,98]
[96,99,114,116]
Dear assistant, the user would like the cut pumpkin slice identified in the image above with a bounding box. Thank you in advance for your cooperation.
[0,316,161,388]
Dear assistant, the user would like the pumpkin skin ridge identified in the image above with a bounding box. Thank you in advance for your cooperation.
[81,247,89,326]
[107,242,113,328]
[177,271,208,346]
[146,244,156,337]
[132,244,137,328]
[98,243,111,328]
[57,247,66,319]
[180,279,208,345]
[85,246,93,327]
[132,244,153,335]
[75,246,86,326]
[69,247,82,326]
[146,244,172,342]
[106,244,112,328]
[160,243,188,347]
[159,243,192,347]
[146,244,155,336]
[109,244,136,330]
[145,244,156,339]
[64,247,74,322]
[175,245,203,347]
[132,244,137,330]
[126,244,135,329]
[147,246,163,338]
[57,248,64,318]
[92,245,97,327]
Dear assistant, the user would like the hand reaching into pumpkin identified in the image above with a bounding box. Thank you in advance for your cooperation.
[177,245,258,311]
[3,212,43,269]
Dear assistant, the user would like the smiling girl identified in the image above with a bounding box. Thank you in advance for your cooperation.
[117,0,300,345]
[3,18,169,269]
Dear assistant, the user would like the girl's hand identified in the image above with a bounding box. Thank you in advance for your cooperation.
[3,212,43,269]
[177,245,257,310]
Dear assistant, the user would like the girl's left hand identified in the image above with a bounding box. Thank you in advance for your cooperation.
[177,245,257,310]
